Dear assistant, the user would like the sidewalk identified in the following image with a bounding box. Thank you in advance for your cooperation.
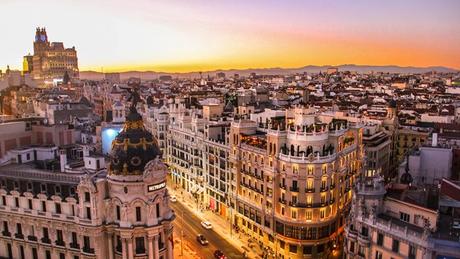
[169,186,263,259]
[173,238,202,259]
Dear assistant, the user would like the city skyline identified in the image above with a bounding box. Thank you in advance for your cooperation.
[1,0,460,73]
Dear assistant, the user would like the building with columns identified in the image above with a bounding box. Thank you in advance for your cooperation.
[0,105,174,259]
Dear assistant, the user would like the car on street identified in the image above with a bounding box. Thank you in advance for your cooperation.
[214,250,227,259]
[201,221,212,229]
[170,195,177,202]
[196,234,209,245]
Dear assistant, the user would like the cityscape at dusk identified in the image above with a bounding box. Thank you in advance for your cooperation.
[1,0,460,72]
[0,1,460,259]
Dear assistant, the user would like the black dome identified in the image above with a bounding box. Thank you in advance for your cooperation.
[109,107,161,175]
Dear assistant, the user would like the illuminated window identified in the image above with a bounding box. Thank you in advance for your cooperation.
[322,164,327,174]
[308,166,313,175]
[292,165,299,174]
[291,210,297,219]
[321,194,326,204]
[306,210,312,220]
[306,196,312,206]
[320,209,325,219]
[306,179,314,191]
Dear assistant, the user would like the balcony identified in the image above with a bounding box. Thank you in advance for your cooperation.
[56,240,66,247]
[14,233,24,239]
[279,184,286,190]
[320,186,329,192]
[290,186,299,192]
[330,184,336,189]
[2,231,11,237]
[28,235,38,242]
[83,247,95,254]
[305,188,315,193]
[278,198,286,205]
[70,243,80,250]
[41,237,51,244]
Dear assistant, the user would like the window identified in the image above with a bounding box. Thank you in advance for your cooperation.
[349,241,355,253]
[392,239,399,253]
[15,197,19,207]
[55,186,61,194]
[361,227,368,237]
[42,201,46,212]
[46,250,51,259]
[19,245,25,259]
[32,248,38,259]
[303,245,312,255]
[409,245,416,259]
[16,223,22,235]
[28,199,33,210]
[83,236,91,249]
[43,227,49,239]
[55,203,61,214]
[306,210,312,220]
[291,210,297,219]
[289,244,297,253]
[400,212,410,222]
[135,237,145,254]
[86,207,91,220]
[375,251,383,259]
[59,253,65,259]
[57,230,63,242]
[136,207,141,221]
[1,196,5,206]
[72,232,78,244]
[116,206,121,220]
[377,233,384,246]
[156,203,160,217]
[320,209,325,219]
[41,184,46,193]
[84,192,90,202]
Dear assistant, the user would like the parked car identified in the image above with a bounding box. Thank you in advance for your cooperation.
[170,195,177,202]
[214,250,227,259]
[201,221,212,229]
[196,234,208,245]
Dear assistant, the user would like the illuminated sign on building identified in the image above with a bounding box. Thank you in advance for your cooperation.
[147,182,166,192]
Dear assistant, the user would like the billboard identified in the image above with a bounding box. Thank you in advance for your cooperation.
[101,125,123,155]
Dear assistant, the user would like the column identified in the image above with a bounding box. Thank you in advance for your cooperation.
[166,232,173,259]
[121,238,127,259]
[154,235,160,259]
[127,238,134,259]
[107,233,114,259]
[148,236,154,259]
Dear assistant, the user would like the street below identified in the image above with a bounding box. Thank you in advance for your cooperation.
[171,200,245,259]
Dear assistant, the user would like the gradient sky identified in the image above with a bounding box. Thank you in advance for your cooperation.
[1,0,459,72]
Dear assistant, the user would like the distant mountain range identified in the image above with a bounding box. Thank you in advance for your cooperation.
[80,64,459,81]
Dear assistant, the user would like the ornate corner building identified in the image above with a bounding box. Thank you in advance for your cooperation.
[229,107,364,258]
[0,106,174,259]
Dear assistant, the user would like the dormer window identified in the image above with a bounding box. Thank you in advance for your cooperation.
[41,184,47,193]
[55,186,61,195]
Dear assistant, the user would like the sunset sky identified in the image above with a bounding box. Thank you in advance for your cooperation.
[1,0,459,72]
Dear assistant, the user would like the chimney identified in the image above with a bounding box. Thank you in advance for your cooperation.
[432,133,438,147]
[60,150,67,172]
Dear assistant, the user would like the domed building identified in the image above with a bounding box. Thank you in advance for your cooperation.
[0,104,174,259]
[105,105,175,259]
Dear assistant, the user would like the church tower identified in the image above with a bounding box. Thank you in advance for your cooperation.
[105,103,175,259]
